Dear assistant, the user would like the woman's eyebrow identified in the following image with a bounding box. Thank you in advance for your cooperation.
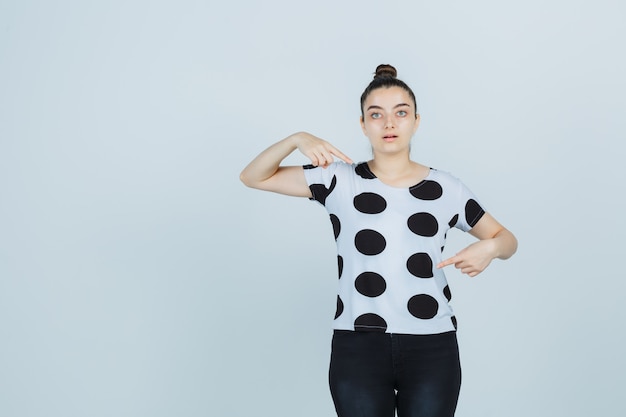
[366,103,411,111]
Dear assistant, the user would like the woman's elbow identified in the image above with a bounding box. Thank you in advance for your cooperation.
[497,228,518,260]
[239,170,257,188]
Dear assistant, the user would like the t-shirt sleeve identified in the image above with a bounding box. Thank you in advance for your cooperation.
[302,162,342,206]
[453,178,486,232]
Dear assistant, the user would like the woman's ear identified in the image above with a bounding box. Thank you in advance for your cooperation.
[360,116,367,135]
[413,114,421,133]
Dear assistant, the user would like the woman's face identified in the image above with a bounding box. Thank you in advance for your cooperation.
[360,86,420,155]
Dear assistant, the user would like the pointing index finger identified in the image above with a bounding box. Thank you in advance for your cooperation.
[329,146,353,165]
[437,256,457,269]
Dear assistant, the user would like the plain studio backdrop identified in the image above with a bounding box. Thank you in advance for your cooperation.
[1,1,624,416]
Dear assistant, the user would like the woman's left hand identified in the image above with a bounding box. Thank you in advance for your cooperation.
[436,239,496,277]
[437,213,518,277]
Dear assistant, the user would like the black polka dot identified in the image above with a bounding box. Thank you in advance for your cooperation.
[337,255,343,279]
[354,229,386,255]
[407,212,439,237]
[308,175,337,206]
[409,180,443,200]
[355,272,387,297]
[355,162,376,179]
[407,294,439,319]
[406,253,434,278]
[451,316,457,329]
[354,313,387,332]
[443,285,452,302]
[448,214,459,228]
[335,296,344,319]
[465,199,484,227]
[354,192,387,214]
[330,214,341,240]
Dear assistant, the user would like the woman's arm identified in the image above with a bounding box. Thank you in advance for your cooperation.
[437,213,518,277]
[239,132,353,197]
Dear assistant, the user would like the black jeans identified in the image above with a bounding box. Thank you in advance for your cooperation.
[329,330,461,417]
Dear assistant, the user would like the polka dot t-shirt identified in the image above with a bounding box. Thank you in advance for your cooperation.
[303,162,485,335]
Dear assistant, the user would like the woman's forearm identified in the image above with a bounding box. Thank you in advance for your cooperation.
[239,134,299,188]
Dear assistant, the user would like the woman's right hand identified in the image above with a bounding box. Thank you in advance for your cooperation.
[292,132,353,168]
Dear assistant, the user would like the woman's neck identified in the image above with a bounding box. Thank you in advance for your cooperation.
[369,152,414,176]
[368,154,429,188]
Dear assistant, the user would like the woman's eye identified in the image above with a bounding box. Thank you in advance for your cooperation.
[371,113,381,119]
[397,110,407,117]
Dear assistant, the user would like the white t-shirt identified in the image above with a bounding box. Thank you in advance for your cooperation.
[303,162,485,335]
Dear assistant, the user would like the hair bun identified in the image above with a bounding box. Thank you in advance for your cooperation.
[374,64,397,79]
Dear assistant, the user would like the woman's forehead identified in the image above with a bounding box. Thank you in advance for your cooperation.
[364,86,414,108]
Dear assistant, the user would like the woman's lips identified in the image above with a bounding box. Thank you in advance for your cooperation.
[383,135,398,142]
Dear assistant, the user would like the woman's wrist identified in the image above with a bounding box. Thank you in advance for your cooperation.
[287,131,311,149]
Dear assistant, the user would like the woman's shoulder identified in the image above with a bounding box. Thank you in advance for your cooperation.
[423,167,473,195]
[303,161,356,170]
[304,161,367,175]
[302,161,358,186]
[427,167,463,183]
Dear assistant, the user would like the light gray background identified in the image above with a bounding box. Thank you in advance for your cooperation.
[1,1,625,416]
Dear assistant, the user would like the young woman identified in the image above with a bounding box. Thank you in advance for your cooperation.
[240,64,517,417]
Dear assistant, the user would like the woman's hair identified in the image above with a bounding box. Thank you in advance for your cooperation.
[360,64,418,117]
